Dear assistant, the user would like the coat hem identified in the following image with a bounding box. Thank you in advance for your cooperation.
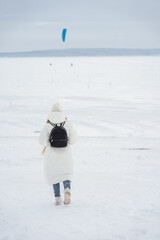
[45,173,73,185]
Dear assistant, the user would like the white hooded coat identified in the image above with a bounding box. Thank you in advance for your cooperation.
[39,110,77,185]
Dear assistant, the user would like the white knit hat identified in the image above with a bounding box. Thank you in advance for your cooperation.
[48,103,65,123]
[51,103,62,112]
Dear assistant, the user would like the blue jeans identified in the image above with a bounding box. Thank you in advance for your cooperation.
[53,180,71,197]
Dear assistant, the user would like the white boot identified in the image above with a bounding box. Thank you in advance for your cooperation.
[55,196,62,206]
[64,187,71,205]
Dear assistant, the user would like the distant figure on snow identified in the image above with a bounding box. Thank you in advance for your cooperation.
[39,103,77,206]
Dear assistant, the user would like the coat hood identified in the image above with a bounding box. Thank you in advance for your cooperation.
[51,103,62,112]
[48,111,66,124]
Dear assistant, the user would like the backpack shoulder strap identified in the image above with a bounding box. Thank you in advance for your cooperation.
[60,121,65,127]
[49,122,57,127]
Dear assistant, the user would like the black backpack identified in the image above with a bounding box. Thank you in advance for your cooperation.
[49,121,68,148]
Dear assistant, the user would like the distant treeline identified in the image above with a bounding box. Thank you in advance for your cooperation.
[0,48,160,57]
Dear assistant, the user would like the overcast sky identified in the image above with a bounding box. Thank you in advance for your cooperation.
[0,0,160,52]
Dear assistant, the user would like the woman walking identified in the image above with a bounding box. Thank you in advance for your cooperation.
[39,103,77,205]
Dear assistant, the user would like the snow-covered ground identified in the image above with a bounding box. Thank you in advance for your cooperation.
[0,56,160,240]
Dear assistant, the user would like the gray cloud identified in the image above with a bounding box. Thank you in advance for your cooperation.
[0,0,160,52]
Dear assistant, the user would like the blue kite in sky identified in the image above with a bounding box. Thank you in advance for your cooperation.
[62,28,67,42]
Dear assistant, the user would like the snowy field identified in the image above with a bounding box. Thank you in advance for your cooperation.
[0,56,160,240]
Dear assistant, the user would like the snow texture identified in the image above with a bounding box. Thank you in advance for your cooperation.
[0,57,160,240]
